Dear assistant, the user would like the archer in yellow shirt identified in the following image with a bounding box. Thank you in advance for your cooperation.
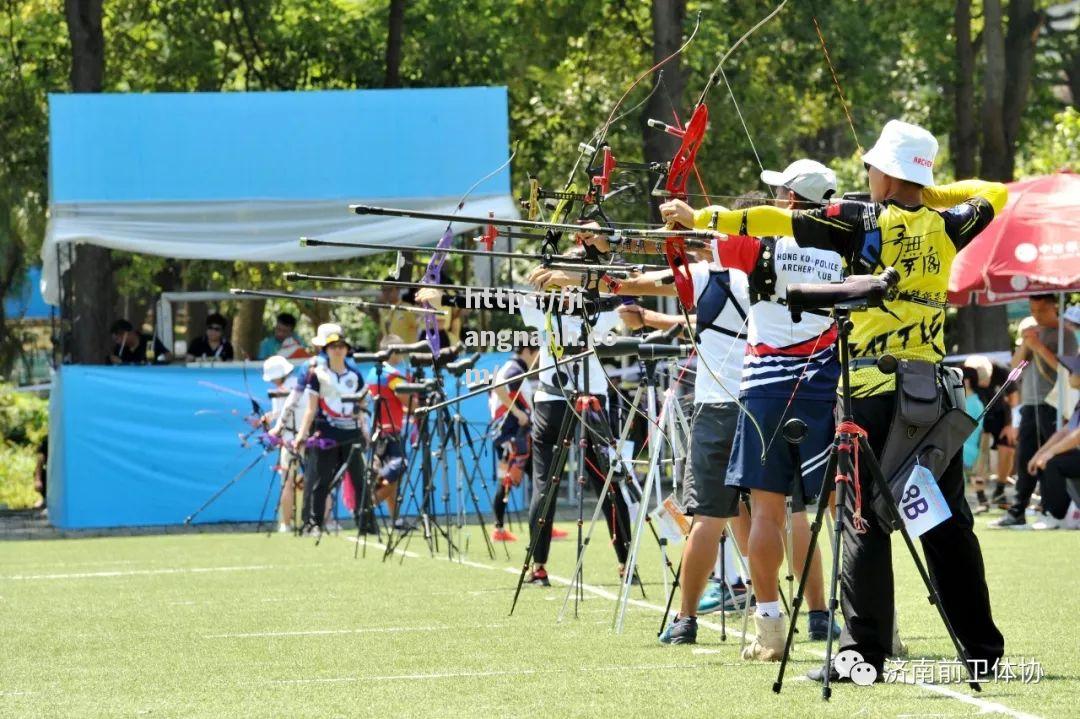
[660,119,1007,681]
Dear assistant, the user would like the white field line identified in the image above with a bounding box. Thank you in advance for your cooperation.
[206,626,447,639]
[271,662,717,685]
[207,623,509,639]
[343,537,1044,719]
[3,565,275,581]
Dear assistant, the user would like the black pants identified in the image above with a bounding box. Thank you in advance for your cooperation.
[493,483,509,527]
[839,393,1004,672]
[304,430,365,529]
[1010,404,1058,517]
[1039,449,1080,519]
[529,399,631,566]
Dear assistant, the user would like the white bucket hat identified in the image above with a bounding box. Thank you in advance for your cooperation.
[862,119,938,187]
[262,355,294,382]
[1063,305,1080,326]
[760,159,837,204]
[311,322,344,348]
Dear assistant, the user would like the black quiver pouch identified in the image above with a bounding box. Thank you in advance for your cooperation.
[872,360,975,532]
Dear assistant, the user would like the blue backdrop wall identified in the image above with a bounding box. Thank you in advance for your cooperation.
[48,354,520,529]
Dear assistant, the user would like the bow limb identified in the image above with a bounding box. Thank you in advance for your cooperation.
[420,147,518,352]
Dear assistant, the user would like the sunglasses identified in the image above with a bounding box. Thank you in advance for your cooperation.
[325,341,349,350]
[207,325,224,331]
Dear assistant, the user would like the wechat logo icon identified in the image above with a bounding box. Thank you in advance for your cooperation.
[833,649,878,687]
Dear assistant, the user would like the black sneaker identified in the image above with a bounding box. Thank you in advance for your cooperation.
[989,513,1026,529]
[807,665,842,683]
[658,615,698,644]
[526,568,550,587]
[807,663,882,684]
[807,610,842,641]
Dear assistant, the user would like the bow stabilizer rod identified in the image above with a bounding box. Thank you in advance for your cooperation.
[350,204,718,245]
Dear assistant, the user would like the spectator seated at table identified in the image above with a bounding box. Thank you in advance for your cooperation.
[108,319,171,365]
[258,312,308,360]
[185,312,235,362]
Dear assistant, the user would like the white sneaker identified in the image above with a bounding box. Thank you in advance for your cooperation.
[741,613,786,662]
[277,522,293,533]
[1064,502,1080,530]
[326,521,342,533]
[1031,514,1062,530]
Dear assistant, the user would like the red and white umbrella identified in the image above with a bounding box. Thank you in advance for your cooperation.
[948,171,1080,305]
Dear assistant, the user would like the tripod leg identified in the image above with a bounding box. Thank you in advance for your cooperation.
[185,449,271,525]
[256,462,279,534]
[354,458,375,560]
[859,436,982,691]
[784,497,795,612]
[819,445,856,701]
[736,494,753,657]
[614,412,667,633]
[719,530,727,641]
[658,549,687,636]
[509,404,577,616]
[265,463,289,537]
[382,441,424,562]
[556,385,642,623]
[775,449,839,693]
[455,416,496,560]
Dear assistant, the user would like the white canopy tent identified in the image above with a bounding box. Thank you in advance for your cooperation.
[41,87,518,305]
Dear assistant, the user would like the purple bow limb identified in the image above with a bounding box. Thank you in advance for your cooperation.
[420,226,454,354]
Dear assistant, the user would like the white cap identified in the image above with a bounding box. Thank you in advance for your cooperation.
[1064,305,1080,326]
[760,159,837,204]
[311,322,344,348]
[861,119,938,187]
[262,355,294,382]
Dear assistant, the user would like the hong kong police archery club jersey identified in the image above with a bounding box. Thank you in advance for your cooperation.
[695,180,1006,398]
[713,235,842,400]
[304,364,365,431]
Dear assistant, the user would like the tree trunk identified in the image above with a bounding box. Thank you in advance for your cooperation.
[0,203,23,373]
[384,0,406,88]
[641,0,687,223]
[979,0,1009,181]
[64,0,111,364]
[952,0,977,179]
[1067,46,1080,107]
[1002,1,1042,160]
[954,0,1044,355]
[231,298,265,361]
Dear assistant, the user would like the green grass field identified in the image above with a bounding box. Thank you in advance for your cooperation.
[0,517,1076,718]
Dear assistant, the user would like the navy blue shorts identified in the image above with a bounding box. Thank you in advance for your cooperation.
[724,396,835,503]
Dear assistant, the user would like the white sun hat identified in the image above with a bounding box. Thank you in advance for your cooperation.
[760,159,837,204]
[1063,305,1080,327]
[262,355,294,382]
[861,119,938,187]
[311,322,344,348]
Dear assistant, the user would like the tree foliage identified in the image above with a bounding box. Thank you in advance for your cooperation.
[0,0,1076,367]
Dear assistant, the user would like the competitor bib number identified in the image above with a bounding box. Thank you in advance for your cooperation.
[899,464,951,538]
